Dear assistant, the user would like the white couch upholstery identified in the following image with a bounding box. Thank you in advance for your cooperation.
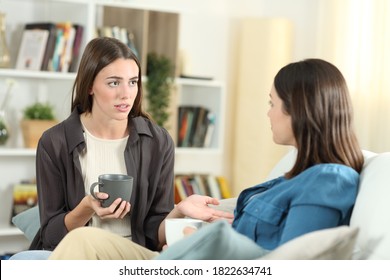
[221,149,390,260]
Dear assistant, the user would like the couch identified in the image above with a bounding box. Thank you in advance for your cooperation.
[11,149,390,260]
[156,149,390,260]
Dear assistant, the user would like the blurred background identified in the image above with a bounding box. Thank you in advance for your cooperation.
[180,0,390,193]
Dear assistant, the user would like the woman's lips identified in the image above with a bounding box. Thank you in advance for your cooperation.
[115,104,130,112]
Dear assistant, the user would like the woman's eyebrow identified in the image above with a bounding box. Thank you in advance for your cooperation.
[106,75,123,80]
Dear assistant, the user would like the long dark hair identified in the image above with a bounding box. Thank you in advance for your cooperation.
[274,58,364,178]
[71,37,150,120]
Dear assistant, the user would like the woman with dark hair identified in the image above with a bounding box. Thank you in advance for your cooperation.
[10,37,231,260]
[28,37,176,252]
[47,58,363,259]
[273,58,363,178]
[231,58,364,248]
[23,38,174,253]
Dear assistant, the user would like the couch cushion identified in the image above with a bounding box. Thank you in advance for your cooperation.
[260,226,359,260]
[156,219,358,260]
[350,152,390,259]
[11,205,39,242]
[265,148,296,180]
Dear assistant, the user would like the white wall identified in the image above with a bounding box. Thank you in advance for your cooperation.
[178,0,322,80]
[178,1,230,80]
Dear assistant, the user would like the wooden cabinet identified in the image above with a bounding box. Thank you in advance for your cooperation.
[0,0,226,255]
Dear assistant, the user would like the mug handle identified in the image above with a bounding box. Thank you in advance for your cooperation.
[90,182,102,200]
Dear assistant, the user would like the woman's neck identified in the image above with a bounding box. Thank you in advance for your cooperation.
[80,113,128,139]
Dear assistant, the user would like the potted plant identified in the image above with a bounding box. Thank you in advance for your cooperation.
[145,52,174,128]
[20,102,57,148]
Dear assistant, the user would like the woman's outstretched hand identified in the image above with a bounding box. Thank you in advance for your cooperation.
[176,194,234,223]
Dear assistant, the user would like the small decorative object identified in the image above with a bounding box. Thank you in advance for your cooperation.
[0,79,15,145]
[20,102,57,148]
[0,12,11,68]
[127,31,139,59]
[145,52,174,128]
[0,109,9,145]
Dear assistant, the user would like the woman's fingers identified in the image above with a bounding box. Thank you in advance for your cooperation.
[94,192,109,200]
[183,226,197,236]
[96,198,131,219]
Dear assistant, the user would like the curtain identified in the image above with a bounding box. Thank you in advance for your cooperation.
[316,0,390,153]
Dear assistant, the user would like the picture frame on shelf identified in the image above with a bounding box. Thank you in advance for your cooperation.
[16,29,49,71]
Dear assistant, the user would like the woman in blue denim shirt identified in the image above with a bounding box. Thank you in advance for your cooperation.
[231,58,364,250]
[47,58,364,259]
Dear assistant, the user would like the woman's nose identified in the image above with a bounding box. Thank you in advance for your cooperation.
[119,87,131,99]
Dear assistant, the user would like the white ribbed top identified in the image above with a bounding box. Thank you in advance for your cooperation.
[79,126,131,238]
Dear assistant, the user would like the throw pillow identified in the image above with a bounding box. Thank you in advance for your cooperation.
[155,220,268,260]
[11,205,40,242]
[260,226,359,260]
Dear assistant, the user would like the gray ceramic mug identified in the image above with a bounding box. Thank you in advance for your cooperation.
[90,174,133,207]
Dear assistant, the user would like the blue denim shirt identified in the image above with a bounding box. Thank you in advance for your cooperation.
[232,163,359,250]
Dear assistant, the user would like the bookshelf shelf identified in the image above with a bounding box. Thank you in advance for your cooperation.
[176,77,224,88]
[0,69,76,80]
[0,0,227,254]
[0,148,36,157]
[0,225,24,237]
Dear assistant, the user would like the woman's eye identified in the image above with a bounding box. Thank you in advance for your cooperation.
[268,100,273,107]
[108,81,120,87]
[129,80,138,87]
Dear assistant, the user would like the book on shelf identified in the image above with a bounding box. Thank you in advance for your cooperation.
[177,106,189,146]
[50,22,75,72]
[9,183,38,224]
[177,105,214,148]
[174,177,187,204]
[193,107,210,147]
[16,28,50,71]
[48,27,64,72]
[174,174,231,202]
[181,106,196,147]
[206,174,222,199]
[58,22,76,73]
[68,24,84,72]
[216,176,232,199]
[203,111,216,148]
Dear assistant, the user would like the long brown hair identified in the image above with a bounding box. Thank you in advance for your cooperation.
[274,58,364,178]
[71,37,150,120]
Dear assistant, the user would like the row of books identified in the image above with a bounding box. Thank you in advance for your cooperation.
[96,26,139,58]
[174,174,232,204]
[177,105,215,148]
[16,22,84,72]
